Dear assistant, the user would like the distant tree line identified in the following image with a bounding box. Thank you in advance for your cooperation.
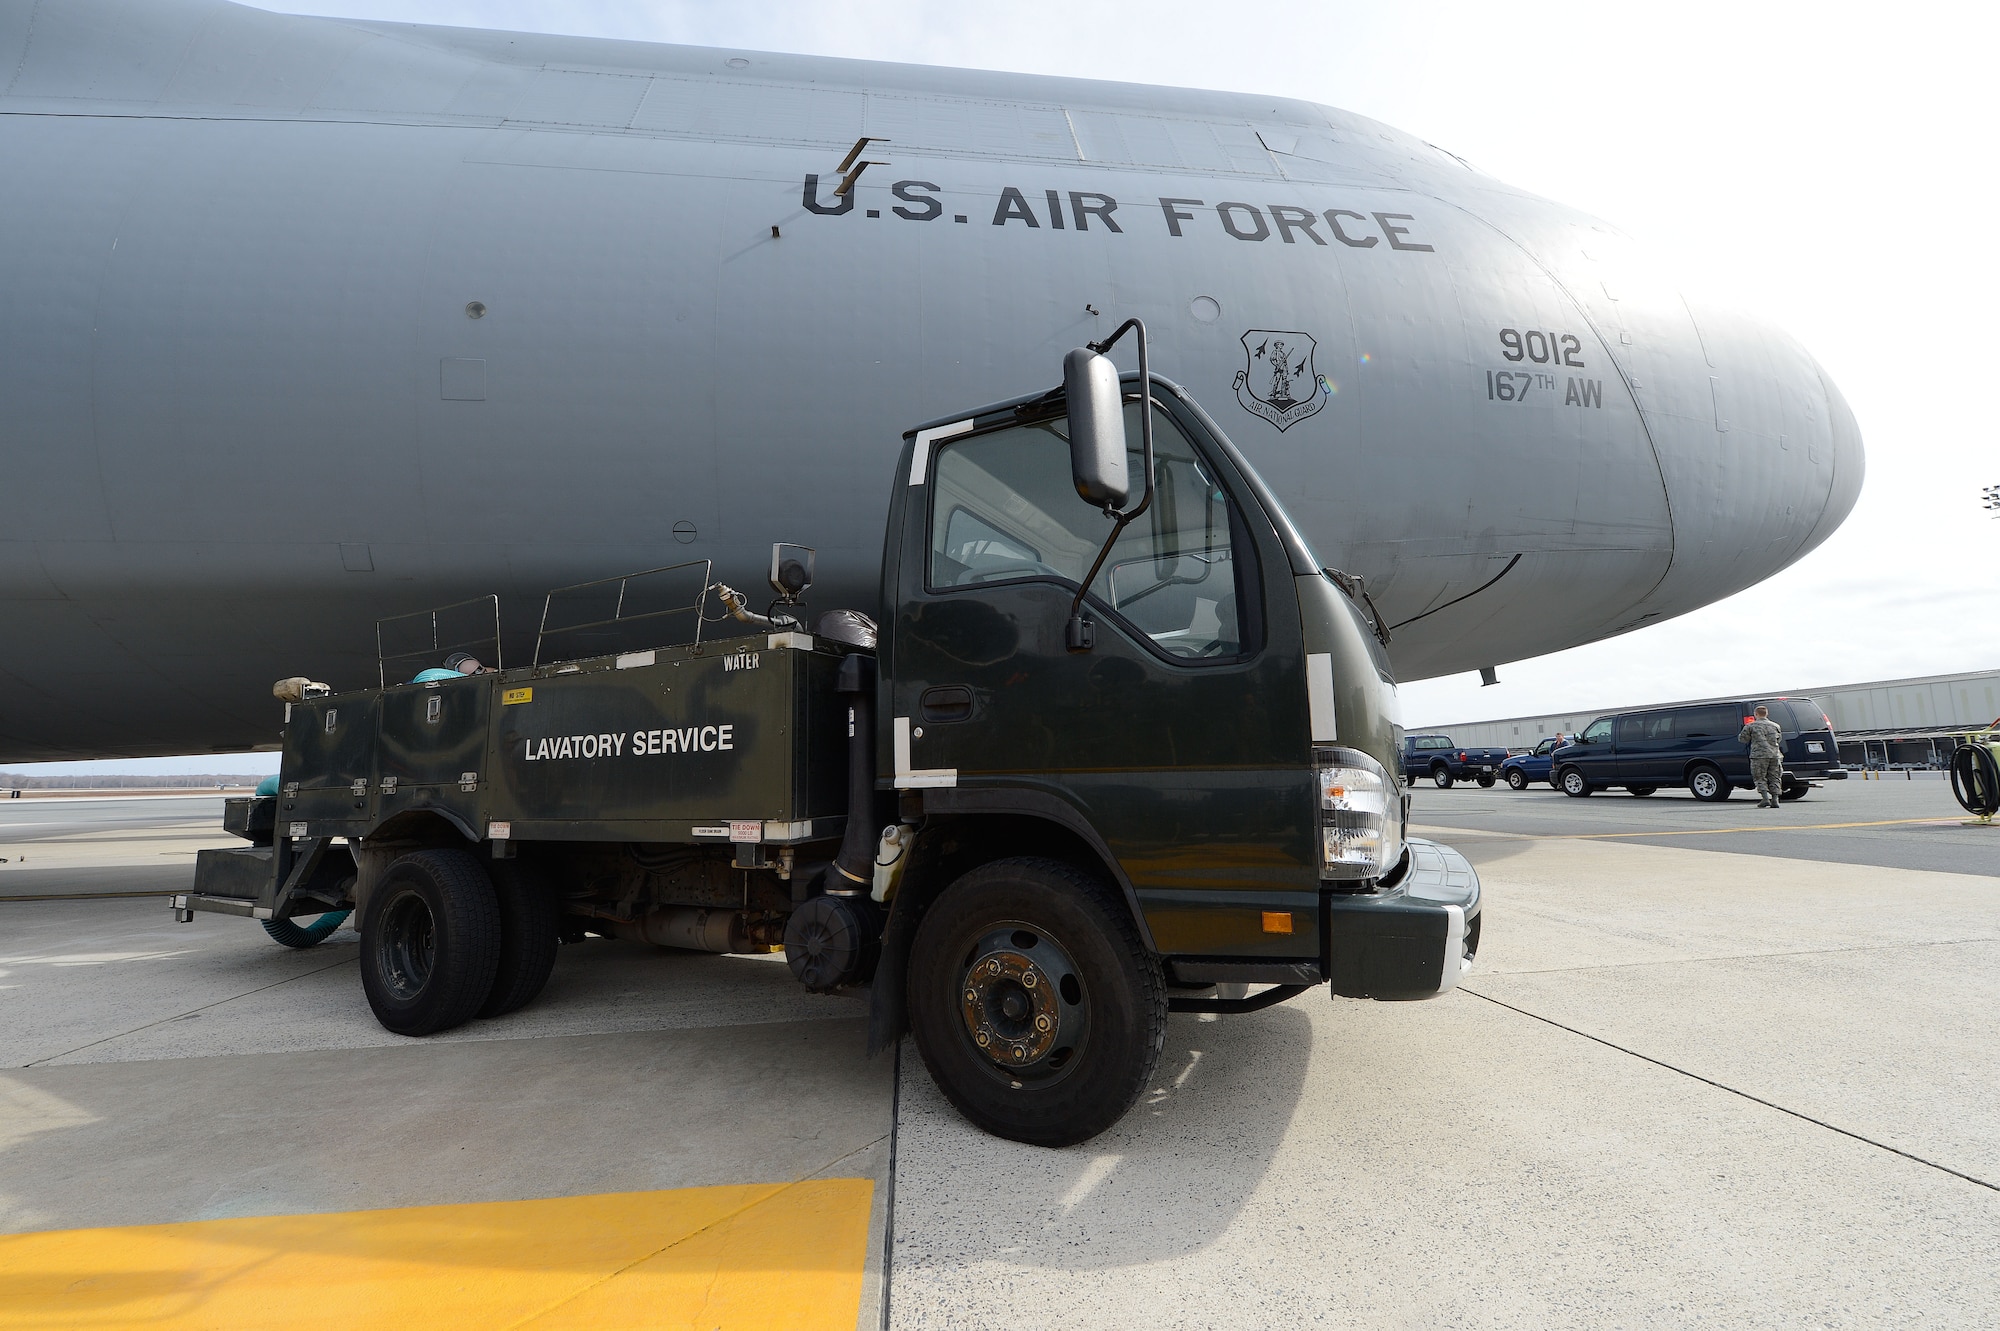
[0,774,265,789]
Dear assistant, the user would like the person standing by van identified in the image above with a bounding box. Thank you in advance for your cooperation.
[1740,705,1785,807]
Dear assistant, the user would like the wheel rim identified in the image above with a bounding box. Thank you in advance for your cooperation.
[1564,771,1584,794]
[956,923,1090,1087]
[1433,771,1449,786]
[1693,771,1717,797]
[377,890,437,1001]
[1508,772,1525,789]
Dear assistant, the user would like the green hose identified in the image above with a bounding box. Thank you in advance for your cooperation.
[262,910,352,948]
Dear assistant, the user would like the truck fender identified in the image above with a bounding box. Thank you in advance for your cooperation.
[349,810,481,919]
[863,789,1157,1056]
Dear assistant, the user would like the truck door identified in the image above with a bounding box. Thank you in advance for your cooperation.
[888,396,1315,922]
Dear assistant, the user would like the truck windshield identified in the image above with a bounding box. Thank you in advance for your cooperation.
[929,403,1246,659]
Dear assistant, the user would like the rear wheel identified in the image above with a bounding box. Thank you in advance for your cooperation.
[1505,769,1529,791]
[479,860,561,1018]
[360,849,501,1036]
[1628,785,1657,797]
[907,857,1165,1148]
[1559,766,1591,798]
[1688,764,1732,802]
[1431,765,1454,789]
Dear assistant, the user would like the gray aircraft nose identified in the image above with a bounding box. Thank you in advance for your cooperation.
[1811,364,1865,551]
[1634,307,1864,621]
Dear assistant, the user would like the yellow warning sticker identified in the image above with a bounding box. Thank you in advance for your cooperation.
[502,687,533,705]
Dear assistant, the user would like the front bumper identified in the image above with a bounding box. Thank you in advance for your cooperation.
[1324,837,1480,1001]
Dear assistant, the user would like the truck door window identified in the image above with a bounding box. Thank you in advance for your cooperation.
[928,403,1248,660]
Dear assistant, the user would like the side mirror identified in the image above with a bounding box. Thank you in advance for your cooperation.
[1063,348,1129,510]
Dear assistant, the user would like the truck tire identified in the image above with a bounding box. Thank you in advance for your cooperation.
[1430,765,1454,789]
[1559,766,1591,797]
[907,857,1166,1148]
[1780,778,1808,802]
[1688,764,1732,802]
[360,849,501,1036]
[479,860,561,1018]
[1505,768,1529,790]
[1628,785,1657,797]
[1476,773,1495,788]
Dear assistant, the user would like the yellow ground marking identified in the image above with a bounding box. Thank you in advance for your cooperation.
[0,1179,872,1330]
[1414,815,1963,842]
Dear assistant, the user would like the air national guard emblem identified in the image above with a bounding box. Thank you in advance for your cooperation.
[1233,330,1327,431]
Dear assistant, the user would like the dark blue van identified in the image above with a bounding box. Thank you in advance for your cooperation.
[1551,698,1842,801]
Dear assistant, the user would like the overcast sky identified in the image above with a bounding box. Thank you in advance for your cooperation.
[14,1,1995,774]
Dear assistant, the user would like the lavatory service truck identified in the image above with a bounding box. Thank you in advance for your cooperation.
[173,323,1481,1146]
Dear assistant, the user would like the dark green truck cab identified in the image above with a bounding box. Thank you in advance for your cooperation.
[176,330,1479,1146]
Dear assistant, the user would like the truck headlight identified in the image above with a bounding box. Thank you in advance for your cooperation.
[1317,746,1400,880]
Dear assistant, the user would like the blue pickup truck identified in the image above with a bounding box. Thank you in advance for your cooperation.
[1402,734,1511,788]
[1499,737,1563,790]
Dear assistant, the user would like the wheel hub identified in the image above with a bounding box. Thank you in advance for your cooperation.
[961,949,1059,1067]
[378,891,437,1000]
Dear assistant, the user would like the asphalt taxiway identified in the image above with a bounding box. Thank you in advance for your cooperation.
[2,780,1995,1327]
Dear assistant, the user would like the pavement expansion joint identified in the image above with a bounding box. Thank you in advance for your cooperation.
[877,1039,903,1331]
[1463,987,2000,1195]
[22,951,360,1069]
[1484,934,2000,978]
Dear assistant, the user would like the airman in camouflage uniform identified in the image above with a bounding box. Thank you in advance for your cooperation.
[1739,705,1786,808]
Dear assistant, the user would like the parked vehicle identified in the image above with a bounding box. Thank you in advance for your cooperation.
[1551,698,1843,800]
[166,328,1481,1148]
[1500,738,1563,790]
[1402,734,1511,788]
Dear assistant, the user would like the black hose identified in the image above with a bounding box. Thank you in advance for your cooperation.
[830,653,877,891]
[1949,743,2000,817]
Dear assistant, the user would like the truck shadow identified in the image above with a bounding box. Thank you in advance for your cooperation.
[893,1001,1313,1268]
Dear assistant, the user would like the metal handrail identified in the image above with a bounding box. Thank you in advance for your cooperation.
[533,559,714,667]
[375,595,503,689]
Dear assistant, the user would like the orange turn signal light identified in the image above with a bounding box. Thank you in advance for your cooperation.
[1261,911,1293,935]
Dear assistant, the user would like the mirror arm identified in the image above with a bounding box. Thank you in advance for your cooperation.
[1067,319,1156,651]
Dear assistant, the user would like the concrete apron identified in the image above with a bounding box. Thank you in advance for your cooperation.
[0,909,895,1331]
[885,835,2000,1329]
[4,827,1999,1327]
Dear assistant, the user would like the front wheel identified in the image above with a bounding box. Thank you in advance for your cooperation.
[907,857,1166,1148]
[1559,767,1592,798]
[1505,769,1529,791]
[1688,764,1732,802]
[359,849,501,1036]
[1431,766,1454,789]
